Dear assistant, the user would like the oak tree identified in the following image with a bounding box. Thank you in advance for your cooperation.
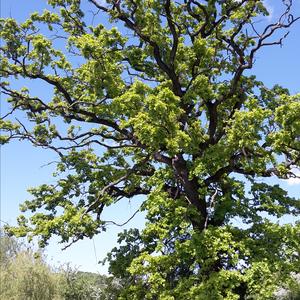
[1,0,300,298]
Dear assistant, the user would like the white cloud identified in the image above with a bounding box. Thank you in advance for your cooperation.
[286,168,300,186]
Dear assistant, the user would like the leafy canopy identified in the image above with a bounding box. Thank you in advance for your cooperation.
[1,0,300,298]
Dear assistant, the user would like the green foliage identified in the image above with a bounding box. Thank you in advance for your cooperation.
[284,281,300,300]
[57,266,122,300]
[1,0,300,298]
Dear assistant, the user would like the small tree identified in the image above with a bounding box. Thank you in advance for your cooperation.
[0,232,60,300]
[1,1,300,298]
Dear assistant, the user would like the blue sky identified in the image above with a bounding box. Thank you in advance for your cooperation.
[1,0,300,274]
